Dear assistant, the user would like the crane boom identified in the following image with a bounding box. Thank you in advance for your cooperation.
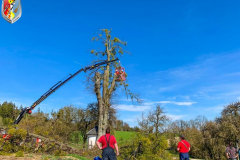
[14,58,119,124]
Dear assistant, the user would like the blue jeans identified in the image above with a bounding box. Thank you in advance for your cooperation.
[179,153,189,160]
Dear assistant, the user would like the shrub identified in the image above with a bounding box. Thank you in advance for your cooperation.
[15,151,24,157]
[54,149,67,156]
[119,133,172,160]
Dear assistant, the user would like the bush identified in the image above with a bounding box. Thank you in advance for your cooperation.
[15,151,24,157]
[119,133,172,160]
[2,142,13,152]
[54,149,67,156]
[8,127,27,139]
[0,151,11,156]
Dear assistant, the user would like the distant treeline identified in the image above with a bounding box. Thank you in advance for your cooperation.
[0,101,137,145]
[166,102,240,159]
[0,101,22,125]
[1,101,239,159]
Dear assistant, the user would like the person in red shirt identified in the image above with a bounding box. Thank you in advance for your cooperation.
[96,127,119,160]
[177,135,190,160]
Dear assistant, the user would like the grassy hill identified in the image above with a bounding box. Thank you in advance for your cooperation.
[114,131,136,142]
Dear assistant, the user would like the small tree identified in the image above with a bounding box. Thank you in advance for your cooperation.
[138,105,169,136]
[216,102,240,146]
[148,105,169,137]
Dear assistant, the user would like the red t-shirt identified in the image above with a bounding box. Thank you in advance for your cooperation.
[98,133,117,149]
[177,140,190,153]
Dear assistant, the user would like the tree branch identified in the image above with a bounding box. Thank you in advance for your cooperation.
[124,83,143,105]
[108,74,116,99]
[102,70,108,105]
[95,72,102,103]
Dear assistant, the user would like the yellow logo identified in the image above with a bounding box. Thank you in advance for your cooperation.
[8,0,15,4]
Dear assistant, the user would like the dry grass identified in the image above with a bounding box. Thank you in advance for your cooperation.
[0,154,80,160]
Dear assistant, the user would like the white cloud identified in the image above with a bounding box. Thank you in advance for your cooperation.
[159,86,176,92]
[204,104,226,113]
[157,101,171,104]
[166,109,180,112]
[116,100,196,112]
[0,98,30,108]
[142,102,156,106]
[171,95,190,101]
[116,104,151,112]
[166,114,186,121]
[173,102,195,105]
[156,101,196,106]
[238,97,240,101]
[123,118,137,122]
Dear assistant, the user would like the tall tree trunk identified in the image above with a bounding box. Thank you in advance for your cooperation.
[97,45,111,137]
[95,72,104,139]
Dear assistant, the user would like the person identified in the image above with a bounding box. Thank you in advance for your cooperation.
[226,142,238,160]
[238,147,240,160]
[96,127,119,160]
[177,135,190,160]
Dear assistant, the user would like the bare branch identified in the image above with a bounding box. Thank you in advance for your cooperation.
[124,82,143,105]
[108,74,116,99]
[94,72,102,103]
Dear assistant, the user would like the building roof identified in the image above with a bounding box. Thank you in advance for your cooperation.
[86,126,98,135]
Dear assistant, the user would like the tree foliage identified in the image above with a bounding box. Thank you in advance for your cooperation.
[0,102,21,126]
[167,101,240,160]
[119,133,171,160]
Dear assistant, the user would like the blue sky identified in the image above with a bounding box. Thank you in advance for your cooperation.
[1,0,240,127]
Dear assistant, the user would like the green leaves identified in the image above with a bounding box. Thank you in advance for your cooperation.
[113,37,120,43]
[118,50,123,54]
[119,133,172,160]
[90,29,129,60]
[91,37,99,41]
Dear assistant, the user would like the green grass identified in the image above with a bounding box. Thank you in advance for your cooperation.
[114,131,136,142]
[41,154,87,160]
[166,149,179,157]
[68,154,90,160]
[0,151,11,156]
[15,151,24,157]
[68,143,85,150]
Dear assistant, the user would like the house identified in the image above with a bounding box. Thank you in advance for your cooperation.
[86,126,98,149]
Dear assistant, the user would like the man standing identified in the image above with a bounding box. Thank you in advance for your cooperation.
[226,142,238,160]
[238,147,240,160]
[177,135,190,160]
[96,127,119,160]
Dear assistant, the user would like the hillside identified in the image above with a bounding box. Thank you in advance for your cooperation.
[114,131,136,142]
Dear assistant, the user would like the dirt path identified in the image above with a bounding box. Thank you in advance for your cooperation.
[1,155,203,160]
[0,154,79,160]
